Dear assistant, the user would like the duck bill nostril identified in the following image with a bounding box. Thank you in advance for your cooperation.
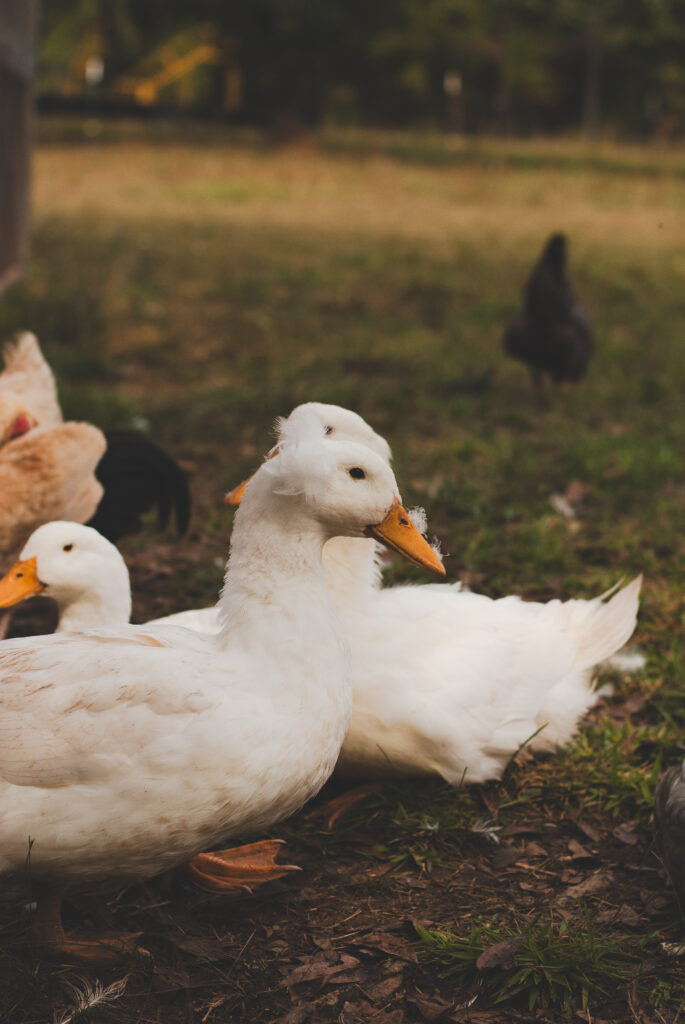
[365,499,445,576]
[224,478,250,506]
[0,556,46,608]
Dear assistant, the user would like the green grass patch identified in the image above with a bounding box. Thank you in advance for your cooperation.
[417,914,640,1015]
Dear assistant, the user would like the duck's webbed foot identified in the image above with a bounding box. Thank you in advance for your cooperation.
[40,931,148,964]
[308,783,383,829]
[31,883,148,964]
[185,839,300,894]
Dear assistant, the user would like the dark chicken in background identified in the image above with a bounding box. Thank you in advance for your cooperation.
[88,429,191,542]
[503,232,594,394]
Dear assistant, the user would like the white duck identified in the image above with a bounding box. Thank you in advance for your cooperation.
[0,521,133,630]
[0,521,305,896]
[1,408,642,787]
[0,420,443,958]
[224,403,642,785]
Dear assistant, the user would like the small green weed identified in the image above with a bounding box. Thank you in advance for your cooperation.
[549,715,667,819]
[417,914,638,1014]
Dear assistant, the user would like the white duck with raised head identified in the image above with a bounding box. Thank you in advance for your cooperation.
[0,417,443,959]
[226,403,642,785]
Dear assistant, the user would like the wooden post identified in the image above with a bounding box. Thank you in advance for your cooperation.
[0,1,38,294]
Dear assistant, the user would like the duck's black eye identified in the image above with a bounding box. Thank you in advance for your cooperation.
[324,425,333,435]
[349,467,365,480]
[62,544,73,552]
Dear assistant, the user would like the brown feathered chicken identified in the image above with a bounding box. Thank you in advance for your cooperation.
[503,233,594,393]
[654,761,685,916]
[0,331,62,438]
[0,333,190,566]
[0,335,105,564]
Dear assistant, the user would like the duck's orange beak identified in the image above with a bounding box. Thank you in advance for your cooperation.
[366,499,445,576]
[0,556,45,608]
[224,448,280,506]
[224,476,251,506]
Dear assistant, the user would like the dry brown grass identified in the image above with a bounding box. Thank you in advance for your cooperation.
[33,135,685,256]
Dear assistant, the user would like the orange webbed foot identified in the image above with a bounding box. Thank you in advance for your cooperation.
[31,883,150,964]
[307,783,383,830]
[37,931,150,965]
[185,839,300,894]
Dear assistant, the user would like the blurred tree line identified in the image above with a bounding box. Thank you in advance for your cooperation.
[38,0,685,138]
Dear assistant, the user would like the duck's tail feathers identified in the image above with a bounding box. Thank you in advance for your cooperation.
[574,575,642,672]
[603,648,646,673]
[88,430,191,542]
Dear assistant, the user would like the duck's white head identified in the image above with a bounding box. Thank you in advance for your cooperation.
[225,403,392,507]
[242,415,443,574]
[0,521,132,630]
[279,402,392,464]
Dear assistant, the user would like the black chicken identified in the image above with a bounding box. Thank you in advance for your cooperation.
[502,233,593,393]
[654,761,685,916]
[88,429,191,543]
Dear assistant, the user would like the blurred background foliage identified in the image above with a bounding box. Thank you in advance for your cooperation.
[37,0,685,140]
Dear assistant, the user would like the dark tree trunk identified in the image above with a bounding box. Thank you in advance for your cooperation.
[0,1,38,294]
[582,13,601,139]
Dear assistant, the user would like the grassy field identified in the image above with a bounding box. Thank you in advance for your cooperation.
[1,122,685,1022]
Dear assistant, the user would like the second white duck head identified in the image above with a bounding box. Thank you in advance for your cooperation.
[231,411,442,578]
[226,403,430,595]
[0,520,131,631]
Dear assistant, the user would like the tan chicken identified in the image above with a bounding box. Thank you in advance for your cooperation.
[0,334,105,565]
[0,331,62,439]
[0,332,190,569]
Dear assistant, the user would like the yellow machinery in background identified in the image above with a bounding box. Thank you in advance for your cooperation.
[113,24,241,111]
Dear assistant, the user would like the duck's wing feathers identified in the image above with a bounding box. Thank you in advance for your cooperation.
[343,578,640,783]
[0,628,226,789]
[147,605,221,633]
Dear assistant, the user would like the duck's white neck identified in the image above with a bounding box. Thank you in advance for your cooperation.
[217,479,351,702]
[322,536,382,607]
[56,587,132,632]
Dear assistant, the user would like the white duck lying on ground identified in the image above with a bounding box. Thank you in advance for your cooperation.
[221,403,642,784]
[0,522,306,894]
[2,408,642,789]
[79,402,643,784]
[0,418,443,959]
